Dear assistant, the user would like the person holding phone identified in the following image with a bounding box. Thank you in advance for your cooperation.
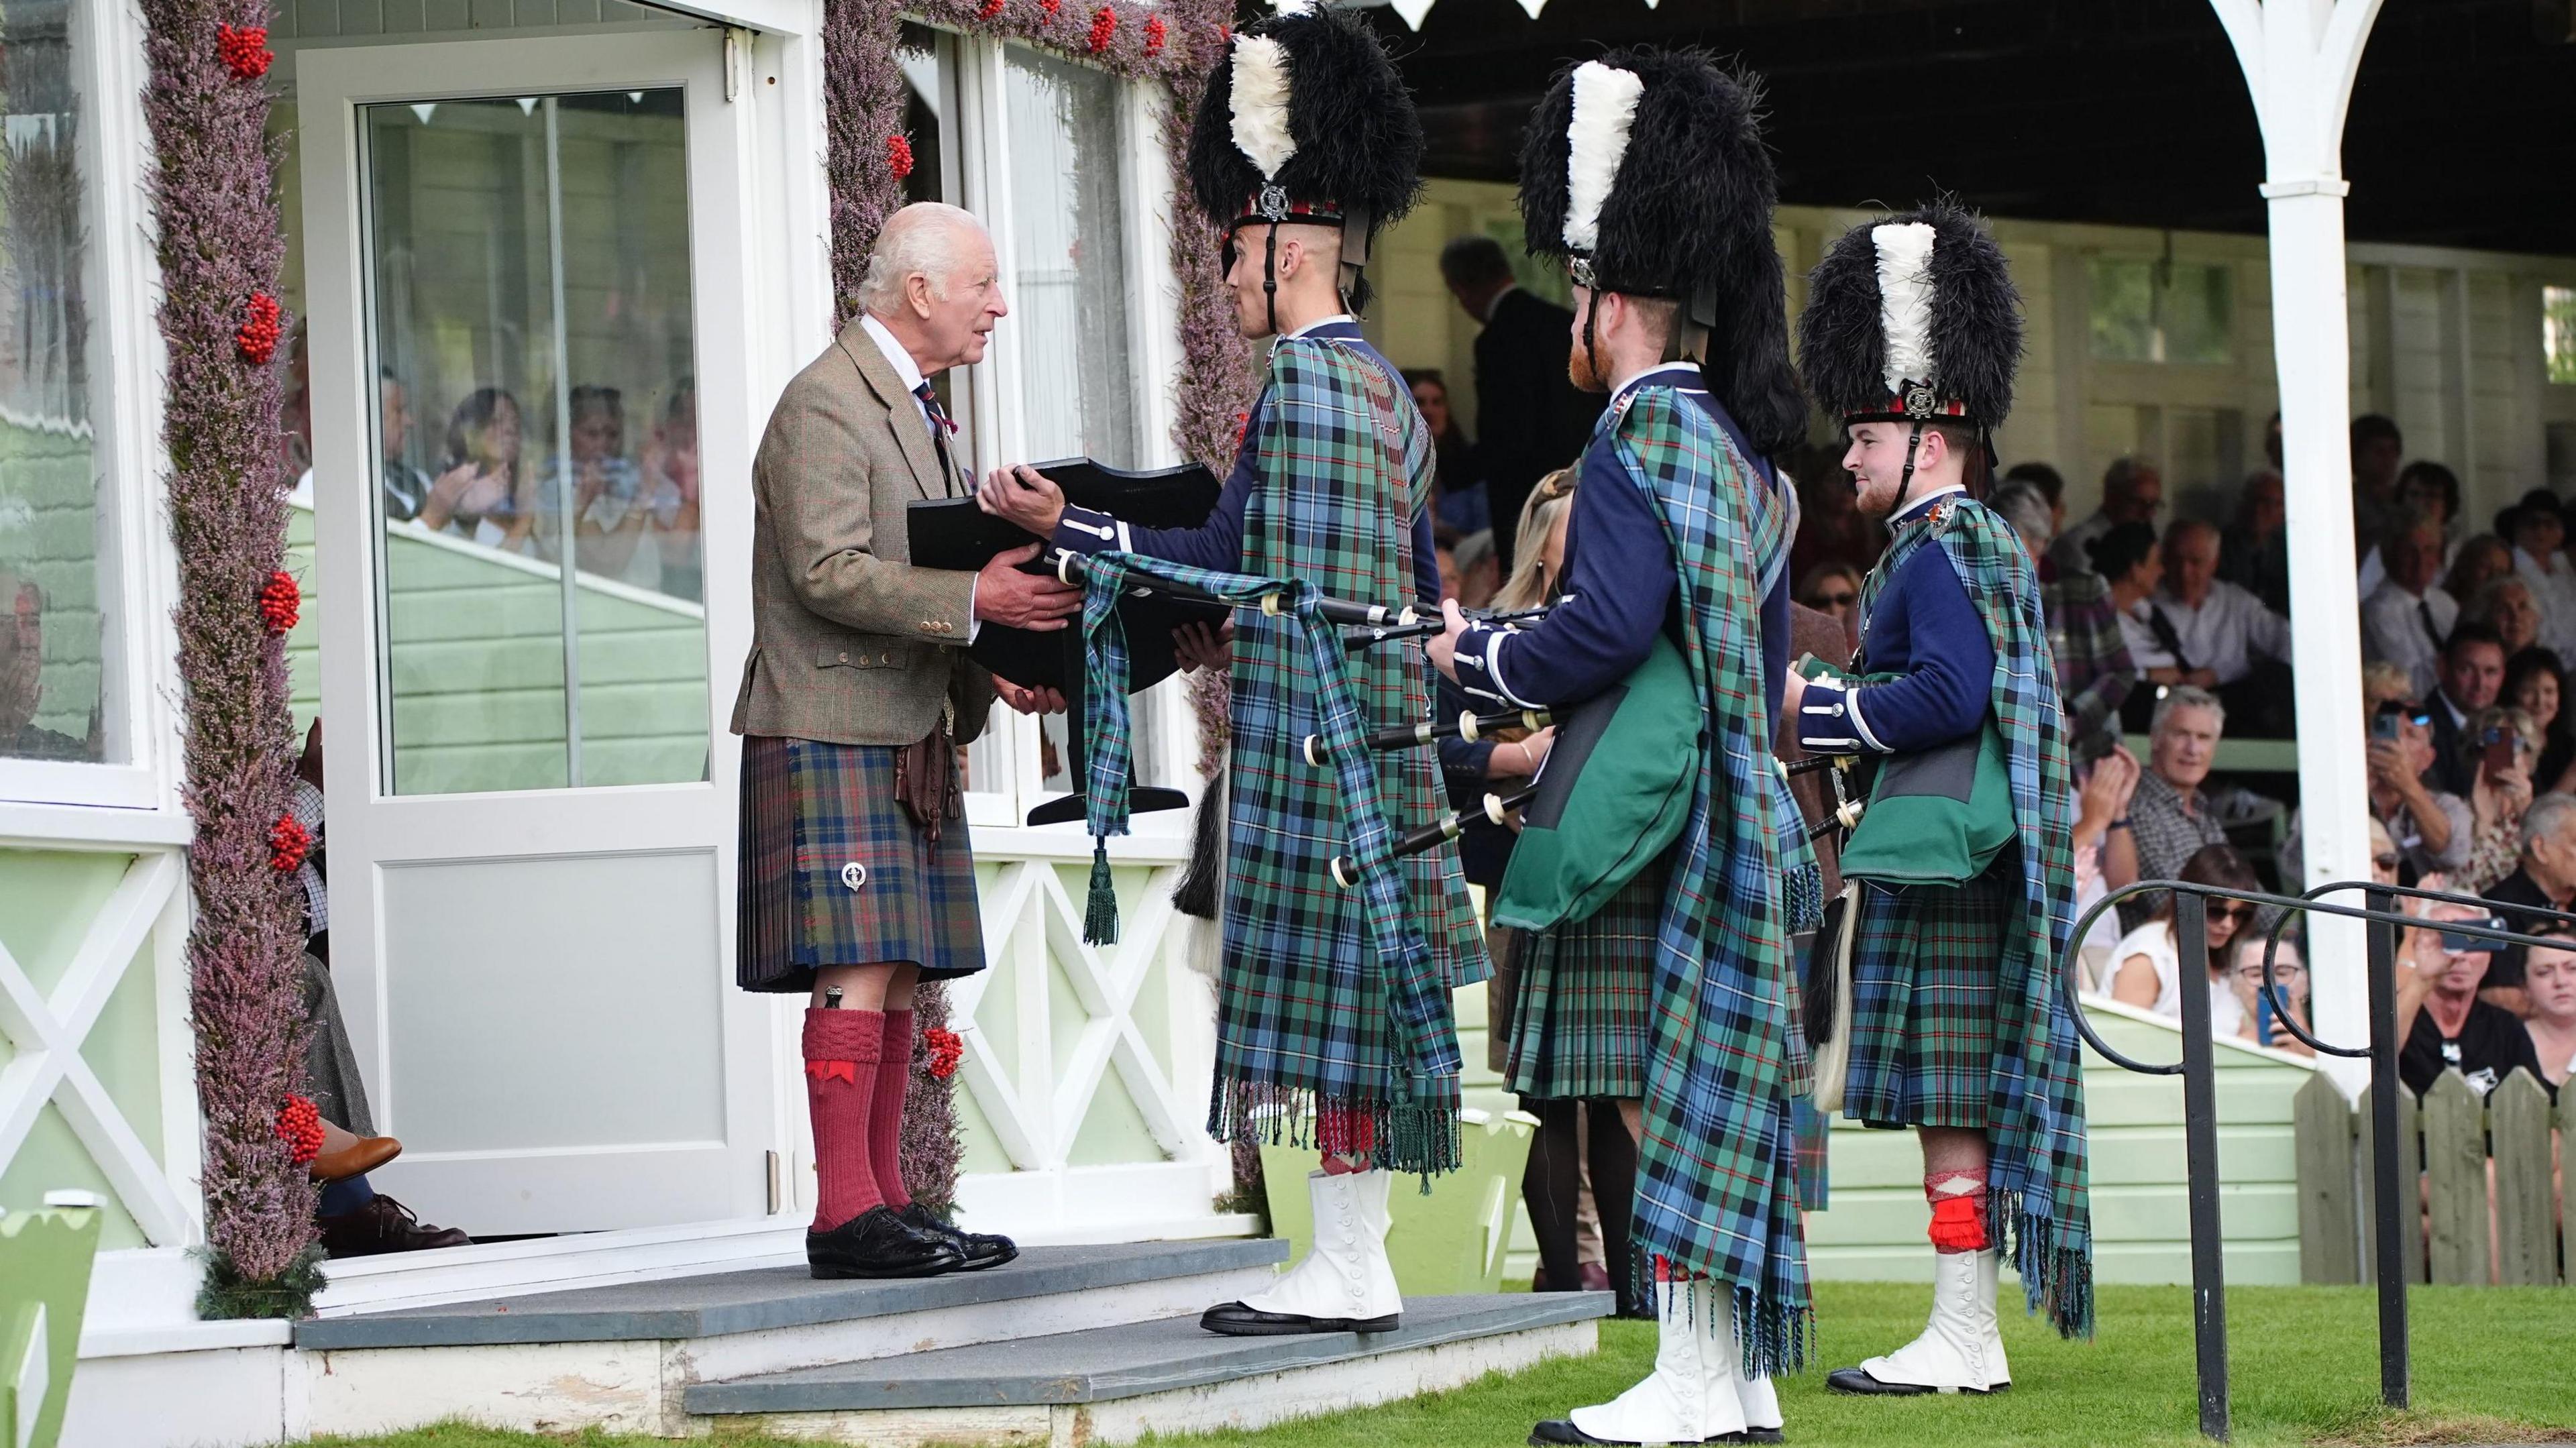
[2455,706,2540,893]
[2362,665,2473,879]
[2398,900,2546,1097]
[2228,934,2314,1057]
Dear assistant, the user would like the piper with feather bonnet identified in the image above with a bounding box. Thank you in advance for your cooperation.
[975,0,1487,1342]
[1787,201,2095,1398]
[1430,48,1819,1447]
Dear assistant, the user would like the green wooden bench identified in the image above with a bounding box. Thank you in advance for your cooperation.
[1,1193,103,1448]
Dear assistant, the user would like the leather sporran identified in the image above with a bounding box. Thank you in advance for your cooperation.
[894,716,960,842]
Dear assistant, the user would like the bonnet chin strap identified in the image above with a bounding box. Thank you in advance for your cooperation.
[1893,421,1927,516]
[1338,203,1372,309]
[1261,221,1281,338]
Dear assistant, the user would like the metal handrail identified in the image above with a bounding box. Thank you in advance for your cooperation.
[2249,880,2576,1058]
[2054,873,2553,1441]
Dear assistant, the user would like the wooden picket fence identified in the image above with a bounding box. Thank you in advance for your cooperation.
[2293,1068,2569,1286]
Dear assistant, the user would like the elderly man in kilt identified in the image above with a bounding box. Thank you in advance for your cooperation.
[1788,202,2094,1396]
[977,5,1485,1337]
[1432,51,1823,1447]
[734,202,1075,1280]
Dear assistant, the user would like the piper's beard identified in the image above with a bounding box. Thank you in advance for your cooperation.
[1567,338,1611,394]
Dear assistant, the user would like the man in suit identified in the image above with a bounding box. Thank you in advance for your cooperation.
[733,201,1075,1280]
[1440,234,1602,574]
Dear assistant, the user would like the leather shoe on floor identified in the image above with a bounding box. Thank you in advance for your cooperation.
[897,1202,1017,1270]
[1200,1300,1399,1336]
[1825,1366,2002,1396]
[317,1194,472,1258]
[807,1204,966,1279]
[1528,1421,1784,1445]
[309,1135,402,1183]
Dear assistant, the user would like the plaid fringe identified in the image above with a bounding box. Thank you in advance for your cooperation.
[1208,1078,1464,1182]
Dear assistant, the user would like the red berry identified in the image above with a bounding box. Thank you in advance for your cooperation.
[1144,14,1167,56]
[217,23,272,79]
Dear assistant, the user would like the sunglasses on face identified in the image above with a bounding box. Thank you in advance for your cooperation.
[2210,904,2256,924]
[2373,851,2404,871]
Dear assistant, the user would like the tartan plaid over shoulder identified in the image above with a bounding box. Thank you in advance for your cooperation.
[1611,386,1821,1377]
[1068,333,1485,1176]
[1857,495,2094,1339]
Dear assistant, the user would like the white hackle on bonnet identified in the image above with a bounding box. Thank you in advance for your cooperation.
[1562,60,1645,253]
[1229,34,1297,180]
[1871,221,1937,398]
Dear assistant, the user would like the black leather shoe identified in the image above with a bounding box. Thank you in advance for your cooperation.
[1826,1365,2002,1396]
[806,1205,966,1279]
[317,1194,472,1258]
[897,1202,1018,1270]
[1199,1300,1399,1336]
[1528,1422,1783,1445]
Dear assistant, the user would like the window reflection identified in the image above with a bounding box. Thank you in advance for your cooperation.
[362,90,709,793]
[0,0,109,765]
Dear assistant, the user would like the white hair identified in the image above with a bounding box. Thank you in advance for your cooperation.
[858,203,988,318]
[2151,684,2225,738]
[2523,791,2576,853]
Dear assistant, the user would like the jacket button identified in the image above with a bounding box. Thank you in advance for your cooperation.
[837,651,849,663]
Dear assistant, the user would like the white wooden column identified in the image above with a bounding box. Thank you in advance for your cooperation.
[2211,0,2385,1093]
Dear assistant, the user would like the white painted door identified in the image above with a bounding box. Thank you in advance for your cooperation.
[297,32,771,1235]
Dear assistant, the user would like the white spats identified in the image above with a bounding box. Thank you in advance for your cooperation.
[1562,61,1646,253]
[1854,1248,2009,1393]
[1229,35,1298,181]
[1564,1283,1776,1443]
[1872,220,1938,397]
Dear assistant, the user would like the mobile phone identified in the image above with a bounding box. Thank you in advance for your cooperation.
[2439,915,2508,954]
[2369,710,2402,742]
[2479,726,2518,775]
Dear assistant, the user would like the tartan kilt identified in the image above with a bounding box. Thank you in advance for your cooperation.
[737,735,985,993]
[1839,855,2016,1130]
[1501,854,1670,1101]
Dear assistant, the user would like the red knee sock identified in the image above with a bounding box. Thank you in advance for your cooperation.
[1925,1170,1990,1252]
[804,1009,884,1231]
[871,1009,914,1210]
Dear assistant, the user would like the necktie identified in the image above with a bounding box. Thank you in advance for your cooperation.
[2418,598,2445,650]
[914,382,961,496]
[2147,605,2194,673]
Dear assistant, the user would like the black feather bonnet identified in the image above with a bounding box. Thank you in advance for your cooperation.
[1183,3,1423,246]
[1515,48,1805,459]
[1798,199,2023,429]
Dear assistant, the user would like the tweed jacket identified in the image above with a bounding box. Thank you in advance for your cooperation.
[730,318,994,746]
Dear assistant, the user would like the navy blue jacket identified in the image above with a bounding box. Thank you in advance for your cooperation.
[1794,491,1996,756]
[1450,367,1790,722]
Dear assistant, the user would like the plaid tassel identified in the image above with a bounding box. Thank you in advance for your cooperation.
[1083,838,1119,945]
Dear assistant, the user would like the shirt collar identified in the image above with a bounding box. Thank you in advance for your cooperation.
[859,313,929,396]
[1481,284,1521,324]
[1610,362,1701,404]
[1892,486,1965,525]
[1289,313,1359,339]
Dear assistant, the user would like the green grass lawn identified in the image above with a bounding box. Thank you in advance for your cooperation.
[309,1282,2576,1448]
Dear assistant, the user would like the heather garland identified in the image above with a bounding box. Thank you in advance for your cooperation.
[138,1,321,1314]
[822,0,1253,1212]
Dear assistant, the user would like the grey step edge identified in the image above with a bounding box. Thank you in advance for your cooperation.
[294,1237,1290,1350]
[684,1291,1615,1414]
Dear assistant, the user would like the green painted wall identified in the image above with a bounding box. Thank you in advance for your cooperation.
[0,419,107,755]
[0,849,172,1250]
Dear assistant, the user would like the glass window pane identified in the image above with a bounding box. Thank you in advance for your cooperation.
[0,0,109,765]
[2089,256,2233,365]
[1003,46,1138,467]
[363,90,708,795]
[2546,286,2576,386]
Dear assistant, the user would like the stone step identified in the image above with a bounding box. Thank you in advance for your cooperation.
[685,1292,1613,1445]
[295,1237,1283,1349]
[294,1239,1291,1440]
